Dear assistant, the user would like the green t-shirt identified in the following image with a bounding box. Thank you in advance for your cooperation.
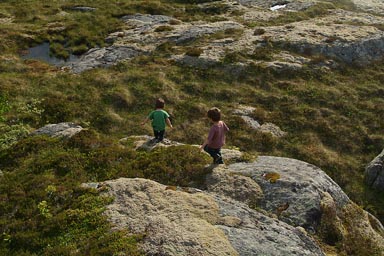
[148,109,169,131]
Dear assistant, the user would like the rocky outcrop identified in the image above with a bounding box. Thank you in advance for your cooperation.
[120,135,183,151]
[82,138,384,255]
[233,105,287,137]
[205,165,263,207]
[352,0,384,15]
[68,46,148,73]
[66,1,384,73]
[261,10,384,65]
[228,156,351,231]
[121,135,245,162]
[92,177,325,256]
[227,156,384,254]
[31,122,83,138]
[365,149,384,191]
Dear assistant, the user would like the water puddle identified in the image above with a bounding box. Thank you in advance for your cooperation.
[21,42,80,66]
[270,4,287,11]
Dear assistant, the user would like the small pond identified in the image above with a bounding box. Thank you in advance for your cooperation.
[21,42,80,66]
[270,4,287,11]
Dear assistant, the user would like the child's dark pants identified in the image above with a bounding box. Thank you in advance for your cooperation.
[153,129,165,141]
[204,145,224,164]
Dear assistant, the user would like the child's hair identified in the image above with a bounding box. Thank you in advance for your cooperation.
[155,98,165,109]
[207,107,221,122]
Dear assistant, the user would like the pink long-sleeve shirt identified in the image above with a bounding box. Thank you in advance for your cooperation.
[207,121,229,149]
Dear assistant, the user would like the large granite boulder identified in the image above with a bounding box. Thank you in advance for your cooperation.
[228,156,351,230]
[228,156,384,254]
[365,149,384,191]
[91,177,325,256]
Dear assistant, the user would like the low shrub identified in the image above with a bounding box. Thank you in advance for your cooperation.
[129,145,211,187]
[185,48,204,57]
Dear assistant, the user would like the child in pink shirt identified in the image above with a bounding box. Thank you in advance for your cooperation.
[200,107,229,164]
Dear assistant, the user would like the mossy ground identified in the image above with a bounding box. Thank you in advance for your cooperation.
[0,0,383,255]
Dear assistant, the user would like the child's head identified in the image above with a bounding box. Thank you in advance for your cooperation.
[155,98,165,109]
[207,107,221,122]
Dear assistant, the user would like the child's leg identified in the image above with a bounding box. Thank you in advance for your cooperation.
[153,130,160,140]
[158,130,165,141]
[204,146,223,164]
[215,149,224,164]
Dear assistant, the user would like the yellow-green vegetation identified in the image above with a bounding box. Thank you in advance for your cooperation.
[264,172,281,183]
[0,0,384,254]
[0,131,211,254]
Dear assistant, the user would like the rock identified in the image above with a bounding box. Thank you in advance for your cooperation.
[233,105,286,137]
[205,165,263,206]
[238,0,317,11]
[68,46,147,73]
[318,192,346,245]
[96,177,325,256]
[261,10,384,65]
[171,21,243,45]
[100,178,238,256]
[352,0,384,15]
[215,196,325,256]
[259,122,287,137]
[221,148,244,162]
[69,6,96,12]
[31,122,83,138]
[228,156,384,253]
[236,118,260,130]
[233,105,256,116]
[365,149,384,191]
[121,135,244,162]
[65,2,384,73]
[228,156,351,230]
[120,135,184,151]
[339,202,384,255]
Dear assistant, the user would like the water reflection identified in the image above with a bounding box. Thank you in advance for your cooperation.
[21,42,80,65]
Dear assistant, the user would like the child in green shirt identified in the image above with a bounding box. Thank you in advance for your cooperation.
[141,98,173,142]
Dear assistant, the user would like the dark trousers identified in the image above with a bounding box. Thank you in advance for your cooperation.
[204,145,224,164]
[153,129,165,141]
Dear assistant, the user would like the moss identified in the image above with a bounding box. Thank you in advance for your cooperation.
[263,172,281,183]
[154,25,174,32]
[340,204,384,256]
[185,47,204,57]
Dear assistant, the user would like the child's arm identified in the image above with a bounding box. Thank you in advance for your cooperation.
[200,126,215,150]
[200,139,209,151]
[166,117,173,128]
[141,117,149,126]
